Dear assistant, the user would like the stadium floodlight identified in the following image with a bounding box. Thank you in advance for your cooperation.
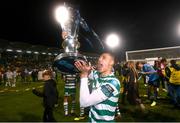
[16,50,22,53]
[34,51,39,54]
[26,51,32,54]
[42,52,46,55]
[106,33,120,49]
[55,5,70,29]
[48,53,52,55]
[6,49,13,52]
[178,23,180,36]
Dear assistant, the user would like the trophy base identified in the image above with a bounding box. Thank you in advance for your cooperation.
[54,52,87,74]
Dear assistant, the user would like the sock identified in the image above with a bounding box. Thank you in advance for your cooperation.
[71,100,76,114]
[80,107,84,116]
[64,102,68,115]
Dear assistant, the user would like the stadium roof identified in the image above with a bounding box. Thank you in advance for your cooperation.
[0,38,61,54]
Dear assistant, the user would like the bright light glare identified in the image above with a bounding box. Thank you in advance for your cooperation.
[26,51,32,54]
[16,50,22,53]
[6,49,13,52]
[106,34,119,48]
[34,51,39,54]
[55,6,69,28]
[48,53,52,55]
[178,23,180,36]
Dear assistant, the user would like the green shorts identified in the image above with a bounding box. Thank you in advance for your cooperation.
[64,87,76,96]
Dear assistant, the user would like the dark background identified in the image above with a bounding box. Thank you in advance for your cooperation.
[0,0,180,60]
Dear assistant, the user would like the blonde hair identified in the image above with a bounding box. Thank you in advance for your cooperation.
[128,61,138,79]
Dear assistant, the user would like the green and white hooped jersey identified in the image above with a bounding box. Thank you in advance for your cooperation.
[64,74,77,90]
[88,70,120,122]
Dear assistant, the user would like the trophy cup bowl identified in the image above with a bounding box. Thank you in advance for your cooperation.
[54,52,87,74]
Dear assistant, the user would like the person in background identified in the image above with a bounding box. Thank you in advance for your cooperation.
[74,74,86,121]
[31,69,38,82]
[121,62,130,104]
[6,69,13,87]
[12,69,17,87]
[0,70,2,85]
[153,60,161,92]
[2,69,7,85]
[167,60,180,108]
[32,70,58,122]
[127,61,145,111]
[62,73,78,116]
[21,69,26,83]
[160,58,168,92]
[136,61,159,107]
[162,60,171,100]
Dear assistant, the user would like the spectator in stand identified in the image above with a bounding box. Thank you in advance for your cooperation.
[6,69,13,87]
[24,68,30,82]
[12,69,17,87]
[3,69,7,85]
[32,69,38,82]
[21,69,26,83]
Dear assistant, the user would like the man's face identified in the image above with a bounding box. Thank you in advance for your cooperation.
[97,53,113,73]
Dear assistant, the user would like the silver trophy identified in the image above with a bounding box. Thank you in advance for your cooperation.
[54,5,87,74]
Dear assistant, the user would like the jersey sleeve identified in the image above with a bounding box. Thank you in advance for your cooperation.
[80,78,108,107]
[101,79,120,97]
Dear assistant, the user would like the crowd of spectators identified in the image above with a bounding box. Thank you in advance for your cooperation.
[0,53,56,86]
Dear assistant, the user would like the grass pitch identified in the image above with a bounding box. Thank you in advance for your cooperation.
[0,75,180,122]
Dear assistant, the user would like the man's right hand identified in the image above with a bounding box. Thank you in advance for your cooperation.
[74,60,91,78]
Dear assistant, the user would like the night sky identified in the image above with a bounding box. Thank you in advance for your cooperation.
[0,0,180,60]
